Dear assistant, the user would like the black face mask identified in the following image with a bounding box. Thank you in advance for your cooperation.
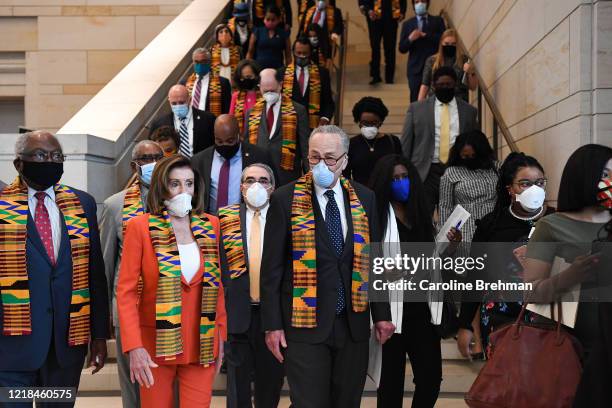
[295,56,310,68]
[236,19,248,26]
[239,77,258,90]
[21,161,64,190]
[442,45,456,59]
[216,143,240,160]
[461,157,482,170]
[434,87,455,104]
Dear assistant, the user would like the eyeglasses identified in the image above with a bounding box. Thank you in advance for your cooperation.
[514,178,547,189]
[134,154,164,164]
[20,151,66,163]
[242,178,271,187]
[308,153,346,166]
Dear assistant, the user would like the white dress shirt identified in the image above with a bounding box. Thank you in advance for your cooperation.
[28,186,61,260]
[236,24,249,45]
[173,107,194,154]
[266,101,282,138]
[245,204,268,259]
[432,97,459,163]
[295,66,310,97]
[314,8,326,27]
[314,179,348,239]
[193,73,211,111]
[219,48,232,81]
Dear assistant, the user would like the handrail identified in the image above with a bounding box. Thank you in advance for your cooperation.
[440,10,518,153]
[331,13,349,127]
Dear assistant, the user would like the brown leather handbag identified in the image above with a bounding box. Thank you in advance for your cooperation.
[465,303,583,408]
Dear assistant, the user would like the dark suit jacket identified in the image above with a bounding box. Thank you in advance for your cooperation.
[359,0,407,18]
[0,188,109,371]
[260,179,391,344]
[400,96,479,181]
[289,64,335,124]
[149,107,216,155]
[398,14,445,76]
[244,101,310,186]
[191,142,275,212]
[181,75,232,116]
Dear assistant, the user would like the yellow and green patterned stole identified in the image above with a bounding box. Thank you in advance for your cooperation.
[0,177,91,345]
[283,63,321,128]
[290,173,370,328]
[233,91,248,134]
[122,178,144,237]
[247,94,297,171]
[185,72,223,117]
[302,5,335,35]
[211,44,241,78]
[149,211,221,366]
[374,0,402,19]
[218,205,247,279]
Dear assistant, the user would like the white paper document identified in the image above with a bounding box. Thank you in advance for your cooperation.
[435,204,471,253]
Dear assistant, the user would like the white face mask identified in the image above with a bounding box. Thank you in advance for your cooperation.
[515,185,545,212]
[361,126,378,140]
[164,192,192,217]
[263,91,280,106]
[245,182,269,209]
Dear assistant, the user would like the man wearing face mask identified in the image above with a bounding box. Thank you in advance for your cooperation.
[401,66,478,211]
[282,36,335,130]
[244,68,310,186]
[398,0,445,102]
[149,84,217,157]
[192,114,274,214]
[219,163,285,408]
[228,2,253,57]
[0,131,109,401]
[261,125,394,408]
[184,48,232,116]
[300,0,344,44]
[99,140,163,408]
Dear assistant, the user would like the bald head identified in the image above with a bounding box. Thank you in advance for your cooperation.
[132,140,163,160]
[168,84,189,106]
[214,114,240,146]
[259,68,281,94]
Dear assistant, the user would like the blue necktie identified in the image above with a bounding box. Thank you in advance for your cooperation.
[324,190,346,314]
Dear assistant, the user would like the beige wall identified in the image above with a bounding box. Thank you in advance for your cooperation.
[436,0,612,201]
[0,1,191,133]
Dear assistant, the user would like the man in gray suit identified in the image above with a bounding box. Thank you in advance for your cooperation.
[244,68,310,186]
[99,140,163,408]
[401,66,478,210]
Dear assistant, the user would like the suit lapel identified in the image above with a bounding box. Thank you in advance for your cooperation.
[26,213,53,266]
[457,100,467,133]
[239,203,250,267]
[427,97,436,136]
[340,185,354,260]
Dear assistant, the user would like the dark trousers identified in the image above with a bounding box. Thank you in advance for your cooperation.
[408,72,423,102]
[368,17,398,83]
[285,315,369,408]
[226,305,284,408]
[377,303,442,408]
[423,163,446,213]
[0,343,84,408]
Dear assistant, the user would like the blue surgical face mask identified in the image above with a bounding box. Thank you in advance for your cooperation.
[171,104,189,119]
[414,2,427,16]
[194,62,210,76]
[391,177,410,202]
[312,161,335,189]
[139,162,156,186]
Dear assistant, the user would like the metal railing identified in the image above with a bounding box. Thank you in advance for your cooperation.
[440,10,518,154]
[331,13,349,127]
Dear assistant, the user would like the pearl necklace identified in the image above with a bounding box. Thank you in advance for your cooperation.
[509,205,544,221]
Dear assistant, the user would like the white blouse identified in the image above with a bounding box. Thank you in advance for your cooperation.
[178,242,200,283]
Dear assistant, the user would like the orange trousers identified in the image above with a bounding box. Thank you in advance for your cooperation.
[139,363,216,408]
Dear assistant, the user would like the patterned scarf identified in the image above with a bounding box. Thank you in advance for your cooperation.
[290,173,370,328]
[0,177,91,345]
[149,211,221,366]
[302,5,335,35]
[247,94,297,171]
[233,91,249,134]
[283,63,321,128]
[186,73,223,116]
[218,205,247,279]
[211,44,241,78]
[374,0,402,19]
[122,178,144,236]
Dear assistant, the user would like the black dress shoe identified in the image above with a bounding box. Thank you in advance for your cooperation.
[369,77,382,85]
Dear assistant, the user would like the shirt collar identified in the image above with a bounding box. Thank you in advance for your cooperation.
[28,185,56,202]
[246,202,269,218]
[313,177,344,203]
[435,97,457,107]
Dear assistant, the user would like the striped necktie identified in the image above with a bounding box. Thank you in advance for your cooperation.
[192,77,202,109]
[178,117,191,157]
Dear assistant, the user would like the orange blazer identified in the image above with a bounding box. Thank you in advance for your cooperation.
[117,213,227,365]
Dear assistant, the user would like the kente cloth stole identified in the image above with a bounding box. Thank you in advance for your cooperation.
[233,91,250,134]
[283,63,321,128]
[218,205,247,279]
[185,73,223,116]
[211,44,241,74]
[247,95,297,171]
[122,178,144,237]
[374,0,402,19]
[303,6,335,34]
[149,212,221,366]
[290,173,370,328]
[228,17,236,33]
[0,177,91,345]
[299,0,309,16]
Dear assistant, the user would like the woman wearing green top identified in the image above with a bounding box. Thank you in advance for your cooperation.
[524,144,612,357]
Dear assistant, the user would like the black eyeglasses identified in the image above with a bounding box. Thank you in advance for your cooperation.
[20,151,66,163]
[133,154,164,164]
[308,153,346,166]
[513,179,547,189]
[242,177,271,187]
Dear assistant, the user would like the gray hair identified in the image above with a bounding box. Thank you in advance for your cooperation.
[241,163,276,189]
[192,47,209,59]
[131,140,162,160]
[14,131,59,156]
[309,125,350,154]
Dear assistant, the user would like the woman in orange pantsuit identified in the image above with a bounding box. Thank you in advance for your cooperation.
[118,155,227,408]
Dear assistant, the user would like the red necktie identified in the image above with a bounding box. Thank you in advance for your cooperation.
[217,159,230,208]
[313,10,321,24]
[34,192,55,265]
[192,77,202,108]
[298,68,306,96]
[266,104,275,137]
